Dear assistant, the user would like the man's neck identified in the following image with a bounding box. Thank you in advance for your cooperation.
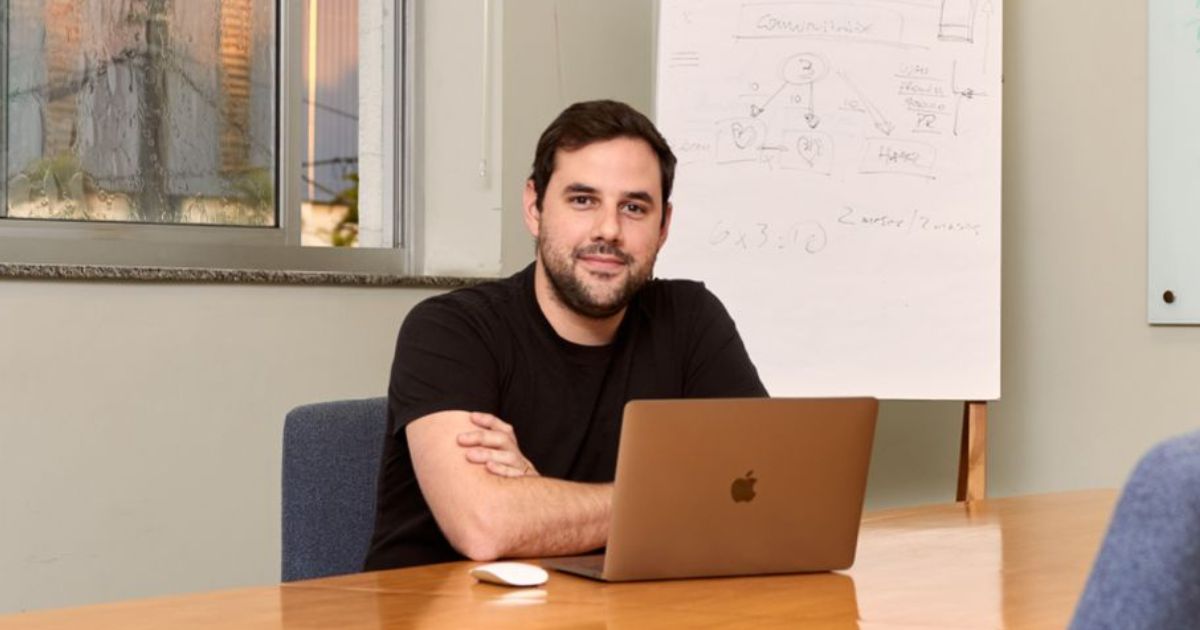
[533,261,625,346]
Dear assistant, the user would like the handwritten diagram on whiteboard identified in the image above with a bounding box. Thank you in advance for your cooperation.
[656,0,1002,400]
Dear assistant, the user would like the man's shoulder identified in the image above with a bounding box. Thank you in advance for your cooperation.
[394,267,533,367]
[638,276,720,312]
[635,276,739,339]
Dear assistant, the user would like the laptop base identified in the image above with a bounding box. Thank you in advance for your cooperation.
[543,554,606,580]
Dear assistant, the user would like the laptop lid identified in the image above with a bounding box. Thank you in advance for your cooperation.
[599,397,878,581]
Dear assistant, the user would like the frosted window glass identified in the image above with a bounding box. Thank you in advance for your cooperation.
[5,0,277,226]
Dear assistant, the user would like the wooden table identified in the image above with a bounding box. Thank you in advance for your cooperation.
[0,490,1116,629]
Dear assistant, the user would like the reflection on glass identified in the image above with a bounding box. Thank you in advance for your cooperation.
[299,0,359,248]
[5,0,276,226]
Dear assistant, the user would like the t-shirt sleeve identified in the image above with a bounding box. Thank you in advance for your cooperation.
[387,296,501,434]
[682,285,770,398]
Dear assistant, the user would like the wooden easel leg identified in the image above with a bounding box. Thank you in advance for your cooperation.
[957,401,988,502]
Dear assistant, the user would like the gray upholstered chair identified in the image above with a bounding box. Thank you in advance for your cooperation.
[281,397,388,582]
[1069,430,1200,629]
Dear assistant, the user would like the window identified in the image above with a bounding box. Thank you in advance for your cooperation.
[0,0,412,274]
[5,0,277,227]
[299,0,402,250]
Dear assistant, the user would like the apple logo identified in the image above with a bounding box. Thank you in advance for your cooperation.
[730,470,757,503]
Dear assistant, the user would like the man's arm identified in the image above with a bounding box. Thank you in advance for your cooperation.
[407,410,612,561]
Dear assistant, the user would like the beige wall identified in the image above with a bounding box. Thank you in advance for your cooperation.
[988,1,1197,494]
[419,0,505,276]
[1,0,1192,616]
[0,282,440,613]
[500,0,656,274]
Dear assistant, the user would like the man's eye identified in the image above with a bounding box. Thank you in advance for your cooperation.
[569,196,595,206]
[623,204,648,215]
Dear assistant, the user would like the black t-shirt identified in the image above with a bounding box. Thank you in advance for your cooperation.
[363,263,767,571]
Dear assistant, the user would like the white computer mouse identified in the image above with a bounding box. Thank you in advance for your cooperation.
[469,561,549,587]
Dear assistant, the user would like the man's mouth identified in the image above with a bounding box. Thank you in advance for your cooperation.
[575,245,632,274]
[577,254,627,273]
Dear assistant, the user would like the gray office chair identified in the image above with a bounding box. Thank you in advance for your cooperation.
[1069,430,1200,629]
[281,397,388,582]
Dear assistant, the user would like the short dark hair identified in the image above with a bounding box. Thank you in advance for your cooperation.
[529,100,677,213]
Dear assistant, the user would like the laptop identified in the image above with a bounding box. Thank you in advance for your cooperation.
[544,397,878,581]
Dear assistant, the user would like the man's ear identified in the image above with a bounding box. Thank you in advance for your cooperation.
[658,202,673,249]
[522,179,541,239]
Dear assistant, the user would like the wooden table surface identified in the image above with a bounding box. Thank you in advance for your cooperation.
[0,490,1117,629]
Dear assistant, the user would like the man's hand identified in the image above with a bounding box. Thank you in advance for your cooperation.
[456,412,540,478]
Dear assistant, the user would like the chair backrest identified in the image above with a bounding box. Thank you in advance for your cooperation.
[1069,430,1200,629]
[282,397,388,582]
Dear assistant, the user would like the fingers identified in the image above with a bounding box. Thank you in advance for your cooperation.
[460,413,537,478]
[456,430,510,449]
[463,447,538,477]
[485,460,527,478]
[464,447,520,467]
[459,412,519,448]
[469,412,515,437]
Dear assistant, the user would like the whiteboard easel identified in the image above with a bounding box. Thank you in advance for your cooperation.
[958,401,987,501]
[654,0,1003,500]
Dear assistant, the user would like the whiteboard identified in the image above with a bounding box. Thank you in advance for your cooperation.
[655,0,1002,400]
[1148,0,1200,324]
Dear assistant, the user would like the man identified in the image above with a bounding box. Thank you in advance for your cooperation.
[364,100,766,570]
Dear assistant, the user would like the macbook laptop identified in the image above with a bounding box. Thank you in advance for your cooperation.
[544,397,878,581]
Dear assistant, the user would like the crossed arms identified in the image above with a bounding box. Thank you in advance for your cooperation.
[407,410,613,561]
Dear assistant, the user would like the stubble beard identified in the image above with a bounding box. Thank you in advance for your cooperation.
[538,236,656,320]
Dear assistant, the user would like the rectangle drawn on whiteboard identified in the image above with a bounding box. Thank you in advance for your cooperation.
[939,0,979,42]
[737,3,908,47]
[779,130,835,174]
[859,139,937,179]
[716,118,768,164]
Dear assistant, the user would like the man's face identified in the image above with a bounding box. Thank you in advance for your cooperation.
[523,137,672,319]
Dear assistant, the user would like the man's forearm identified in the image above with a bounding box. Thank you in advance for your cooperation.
[461,476,612,561]
[406,411,614,561]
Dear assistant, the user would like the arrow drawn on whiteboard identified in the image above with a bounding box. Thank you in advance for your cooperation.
[804,83,821,129]
[750,82,789,118]
[981,1,995,75]
[837,71,894,136]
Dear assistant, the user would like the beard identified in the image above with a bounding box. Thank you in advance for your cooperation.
[538,237,656,319]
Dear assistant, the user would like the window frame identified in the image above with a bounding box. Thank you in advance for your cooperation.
[0,0,416,276]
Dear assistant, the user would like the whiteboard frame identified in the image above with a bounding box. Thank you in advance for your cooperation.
[1147,0,1200,324]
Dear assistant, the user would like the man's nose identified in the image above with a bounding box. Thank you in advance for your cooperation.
[591,204,622,242]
